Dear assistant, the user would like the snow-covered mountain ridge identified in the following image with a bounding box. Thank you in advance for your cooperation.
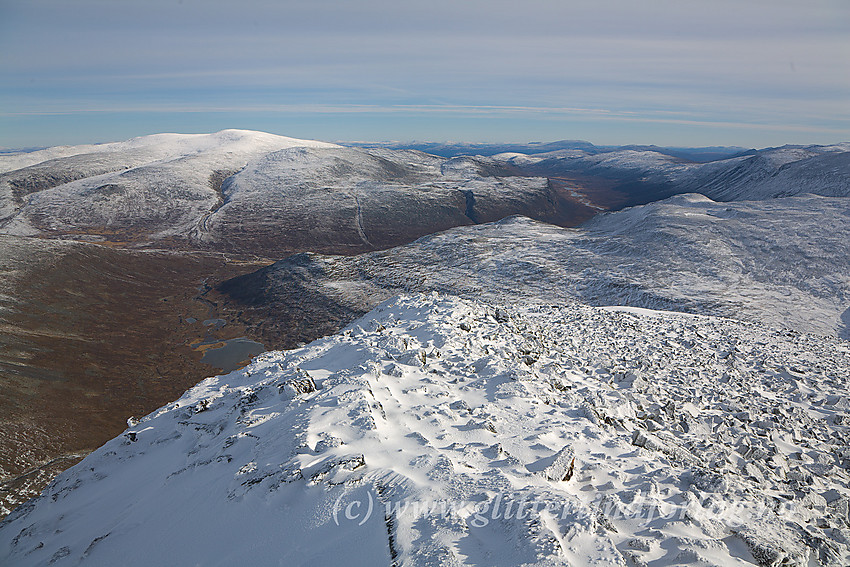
[220,193,850,342]
[3,294,849,566]
[1,131,848,565]
[0,130,571,254]
[0,129,336,175]
[496,143,850,202]
[0,130,337,238]
[3,131,847,255]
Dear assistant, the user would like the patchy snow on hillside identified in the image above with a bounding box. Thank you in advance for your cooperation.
[240,193,850,340]
[192,145,556,252]
[2,294,849,566]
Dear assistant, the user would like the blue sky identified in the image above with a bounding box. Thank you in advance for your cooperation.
[1,0,848,149]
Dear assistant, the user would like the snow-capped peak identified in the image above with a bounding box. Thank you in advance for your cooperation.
[0,130,337,174]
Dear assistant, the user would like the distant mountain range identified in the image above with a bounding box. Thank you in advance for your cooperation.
[344,139,751,162]
[494,142,850,203]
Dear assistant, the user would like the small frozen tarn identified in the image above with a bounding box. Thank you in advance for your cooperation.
[200,337,265,372]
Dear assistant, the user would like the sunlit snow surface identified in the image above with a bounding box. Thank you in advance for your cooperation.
[250,193,850,340]
[0,130,338,238]
[3,295,849,566]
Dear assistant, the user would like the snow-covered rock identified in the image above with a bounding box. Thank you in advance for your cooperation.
[2,294,849,565]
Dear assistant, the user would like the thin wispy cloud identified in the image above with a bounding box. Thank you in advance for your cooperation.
[1,0,847,147]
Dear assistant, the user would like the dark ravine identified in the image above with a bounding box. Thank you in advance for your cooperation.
[460,189,478,223]
[352,193,374,249]
[193,169,240,238]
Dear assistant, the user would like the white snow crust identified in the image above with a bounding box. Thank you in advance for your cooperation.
[2,295,849,566]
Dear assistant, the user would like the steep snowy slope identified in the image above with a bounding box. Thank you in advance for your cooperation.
[219,194,850,343]
[683,149,850,201]
[3,295,849,566]
[498,143,850,204]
